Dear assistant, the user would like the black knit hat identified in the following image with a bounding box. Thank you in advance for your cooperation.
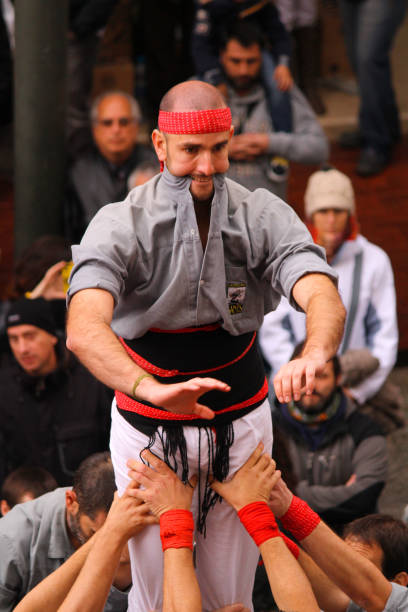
[6,298,58,337]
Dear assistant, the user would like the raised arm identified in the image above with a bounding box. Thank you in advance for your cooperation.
[269,478,392,612]
[211,445,319,612]
[14,489,155,612]
[127,451,201,612]
[273,273,346,403]
[58,490,156,612]
[66,288,230,419]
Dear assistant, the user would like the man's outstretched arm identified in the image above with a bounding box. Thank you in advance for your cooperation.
[66,288,230,419]
[269,478,391,612]
[273,273,345,403]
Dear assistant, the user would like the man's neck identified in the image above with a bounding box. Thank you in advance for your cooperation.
[193,198,212,251]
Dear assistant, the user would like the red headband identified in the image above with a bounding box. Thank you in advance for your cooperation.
[158,108,232,134]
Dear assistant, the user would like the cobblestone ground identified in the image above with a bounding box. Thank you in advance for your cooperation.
[378,367,408,519]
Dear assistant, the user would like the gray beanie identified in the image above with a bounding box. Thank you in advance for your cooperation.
[304,169,355,219]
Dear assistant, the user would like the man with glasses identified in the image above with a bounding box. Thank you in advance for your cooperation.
[65,90,157,242]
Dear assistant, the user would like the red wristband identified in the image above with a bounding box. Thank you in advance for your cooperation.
[280,495,320,541]
[237,502,279,547]
[280,533,300,559]
[160,509,194,551]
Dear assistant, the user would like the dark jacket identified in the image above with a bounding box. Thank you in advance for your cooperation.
[0,345,112,487]
[275,392,388,532]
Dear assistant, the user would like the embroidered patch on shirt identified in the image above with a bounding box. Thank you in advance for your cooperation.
[227,282,246,315]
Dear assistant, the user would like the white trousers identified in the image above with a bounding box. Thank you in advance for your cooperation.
[110,400,273,612]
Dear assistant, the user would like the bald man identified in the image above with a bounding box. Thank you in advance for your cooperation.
[67,81,345,611]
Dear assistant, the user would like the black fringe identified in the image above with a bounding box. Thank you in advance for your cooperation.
[140,422,235,536]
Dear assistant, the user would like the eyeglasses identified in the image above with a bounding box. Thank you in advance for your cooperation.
[96,117,135,127]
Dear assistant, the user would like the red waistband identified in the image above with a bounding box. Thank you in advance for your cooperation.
[115,377,268,421]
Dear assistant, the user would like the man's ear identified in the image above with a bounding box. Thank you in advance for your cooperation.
[0,499,10,516]
[392,571,408,587]
[65,490,79,515]
[151,129,167,163]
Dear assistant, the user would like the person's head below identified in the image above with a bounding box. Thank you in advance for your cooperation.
[0,466,58,516]
[127,161,160,190]
[305,168,357,263]
[344,514,408,586]
[152,80,233,203]
[91,91,142,165]
[65,451,116,549]
[219,21,264,95]
[6,298,59,377]
[290,341,341,415]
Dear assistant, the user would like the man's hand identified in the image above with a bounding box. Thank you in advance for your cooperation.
[211,443,280,511]
[137,376,230,420]
[273,349,327,403]
[275,273,346,404]
[102,484,158,544]
[127,450,197,517]
[228,133,269,160]
[274,65,293,91]
[268,475,293,518]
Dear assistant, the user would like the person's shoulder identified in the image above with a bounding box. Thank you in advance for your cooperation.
[289,84,312,107]
[0,488,68,536]
[69,147,102,174]
[289,84,321,122]
[346,398,385,443]
[357,234,392,264]
[387,582,408,608]
[87,173,161,226]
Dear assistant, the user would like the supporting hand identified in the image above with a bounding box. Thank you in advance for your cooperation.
[127,450,197,518]
[211,443,280,511]
[103,484,158,544]
[268,475,293,518]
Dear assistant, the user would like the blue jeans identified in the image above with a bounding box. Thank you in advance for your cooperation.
[261,51,293,133]
[338,0,407,153]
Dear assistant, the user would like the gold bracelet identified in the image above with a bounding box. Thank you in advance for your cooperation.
[132,373,154,398]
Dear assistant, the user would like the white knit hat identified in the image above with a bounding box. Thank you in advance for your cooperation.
[304,169,355,219]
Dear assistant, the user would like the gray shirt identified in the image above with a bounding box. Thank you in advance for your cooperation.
[0,488,127,611]
[68,168,336,338]
[347,583,408,611]
[225,83,329,200]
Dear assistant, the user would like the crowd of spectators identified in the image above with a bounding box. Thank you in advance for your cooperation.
[0,1,407,611]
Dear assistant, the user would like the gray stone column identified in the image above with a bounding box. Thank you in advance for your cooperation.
[14,0,68,257]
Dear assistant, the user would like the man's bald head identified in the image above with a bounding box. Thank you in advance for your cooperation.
[160,81,227,112]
